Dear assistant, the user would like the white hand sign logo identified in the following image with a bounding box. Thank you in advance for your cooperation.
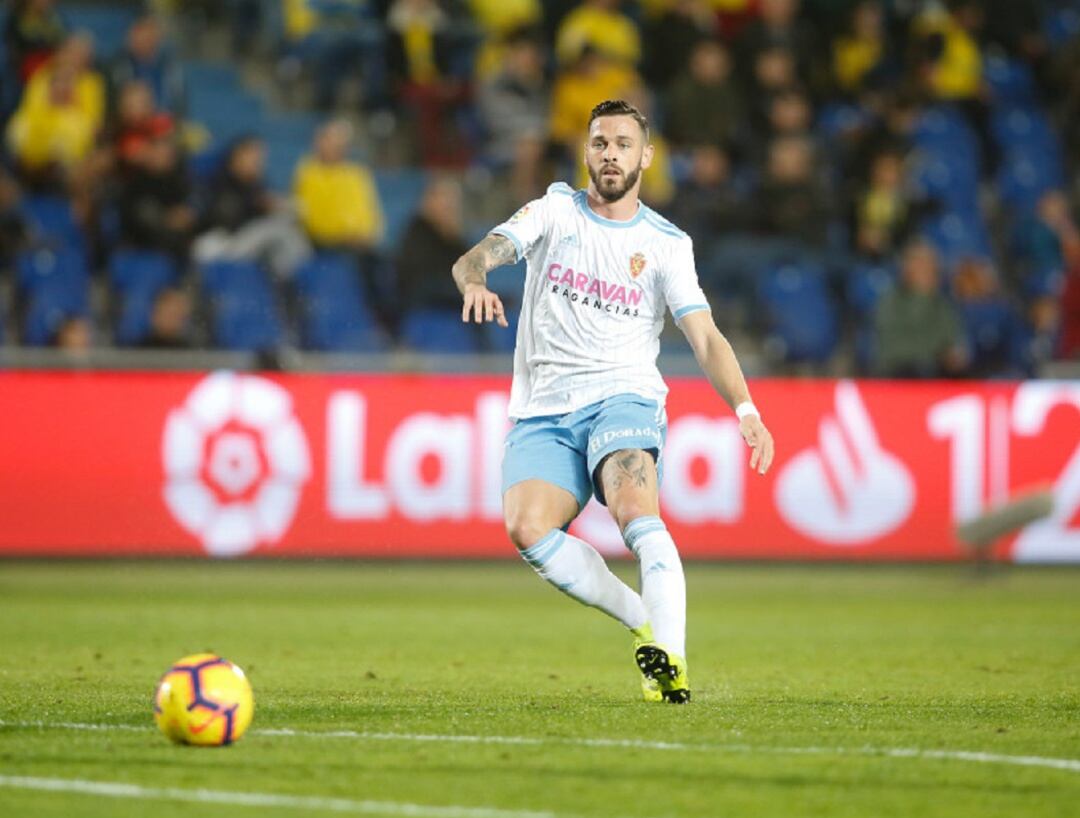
[776,381,915,544]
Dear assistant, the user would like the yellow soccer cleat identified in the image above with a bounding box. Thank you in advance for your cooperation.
[631,624,663,702]
[634,643,691,704]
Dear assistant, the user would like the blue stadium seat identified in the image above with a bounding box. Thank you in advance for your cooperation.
[16,247,88,296]
[913,107,979,158]
[400,308,482,353]
[16,249,90,346]
[263,132,312,192]
[109,250,179,345]
[846,263,896,373]
[20,195,86,252]
[959,299,1020,376]
[992,106,1062,160]
[61,5,139,58]
[757,263,839,363]
[815,102,871,141]
[920,212,992,266]
[909,152,978,212]
[189,85,264,142]
[109,249,178,292]
[293,252,388,351]
[1044,5,1080,47]
[998,155,1062,212]
[846,262,896,318]
[375,170,429,253]
[201,260,284,351]
[983,56,1036,105]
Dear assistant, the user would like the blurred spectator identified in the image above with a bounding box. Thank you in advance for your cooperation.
[668,143,747,245]
[549,48,641,158]
[874,240,967,377]
[294,120,384,251]
[1052,32,1080,179]
[386,0,473,167]
[978,0,1046,66]
[664,39,743,151]
[555,0,641,67]
[294,119,386,318]
[1060,264,1080,359]
[468,0,543,80]
[109,80,175,174]
[116,134,196,261]
[844,89,919,179]
[754,136,830,248]
[952,257,1021,377]
[282,0,386,111]
[108,15,186,118]
[914,1,984,102]
[832,1,894,96]
[477,27,549,201]
[1017,190,1080,288]
[3,0,66,87]
[746,45,799,135]
[642,0,715,90]
[139,287,192,349]
[194,135,311,280]
[766,87,812,139]
[6,34,105,190]
[851,148,928,260]
[53,315,92,353]
[0,169,27,266]
[737,0,816,90]
[395,175,472,317]
[914,0,996,171]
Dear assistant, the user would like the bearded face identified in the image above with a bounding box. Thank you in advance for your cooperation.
[584,115,652,203]
[588,161,642,203]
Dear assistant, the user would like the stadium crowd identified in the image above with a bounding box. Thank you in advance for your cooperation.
[2,0,1080,376]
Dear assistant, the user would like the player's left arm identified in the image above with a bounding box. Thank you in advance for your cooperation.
[679,310,775,475]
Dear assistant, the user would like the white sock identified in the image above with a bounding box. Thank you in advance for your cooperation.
[623,516,686,658]
[520,530,648,631]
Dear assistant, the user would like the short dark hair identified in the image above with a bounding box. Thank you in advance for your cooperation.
[588,99,650,141]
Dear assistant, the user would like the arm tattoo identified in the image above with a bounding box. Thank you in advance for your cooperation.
[453,234,516,291]
[605,449,651,492]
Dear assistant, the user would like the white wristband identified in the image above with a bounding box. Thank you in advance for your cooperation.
[735,401,759,421]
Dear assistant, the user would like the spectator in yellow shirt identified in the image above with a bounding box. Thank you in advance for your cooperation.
[294,119,385,250]
[467,0,542,80]
[6,33,105,188]
[294,119,390,323]
[832,1,893,95]
[549,48,641,153]
[916,0,983,101]
[555,0,641,67]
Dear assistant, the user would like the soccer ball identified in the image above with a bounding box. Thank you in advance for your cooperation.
[153,653,254,746]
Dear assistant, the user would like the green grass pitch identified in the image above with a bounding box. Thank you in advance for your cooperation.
[1,562,1078,818]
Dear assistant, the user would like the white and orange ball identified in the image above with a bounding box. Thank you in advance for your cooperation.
[153,653,254,746]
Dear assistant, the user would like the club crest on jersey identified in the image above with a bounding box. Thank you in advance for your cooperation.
[629,252,647,279]
[509,205,530,224]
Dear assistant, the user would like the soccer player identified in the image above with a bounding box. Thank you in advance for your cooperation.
[451,99,775,703]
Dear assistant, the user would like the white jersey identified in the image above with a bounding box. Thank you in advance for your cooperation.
[492,182,710,420]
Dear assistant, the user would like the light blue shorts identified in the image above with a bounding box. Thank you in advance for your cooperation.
[502,393,667,509]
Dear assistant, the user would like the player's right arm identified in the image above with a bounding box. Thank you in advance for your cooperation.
[452,234,516,327]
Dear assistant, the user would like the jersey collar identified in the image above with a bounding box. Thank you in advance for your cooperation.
[573,189,645,229]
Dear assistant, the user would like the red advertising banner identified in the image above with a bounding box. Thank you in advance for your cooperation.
[0,371,1077,561]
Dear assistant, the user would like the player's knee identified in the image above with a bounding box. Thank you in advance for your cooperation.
[504,511,552,551]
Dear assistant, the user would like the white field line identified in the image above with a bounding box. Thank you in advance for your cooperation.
[3,719,1080,775]
[0,775,556,818]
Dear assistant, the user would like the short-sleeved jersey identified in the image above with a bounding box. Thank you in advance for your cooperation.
[491,182,710,420]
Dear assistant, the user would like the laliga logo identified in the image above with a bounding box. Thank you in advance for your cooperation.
[162,372,312,556]
[775,381,915,544]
